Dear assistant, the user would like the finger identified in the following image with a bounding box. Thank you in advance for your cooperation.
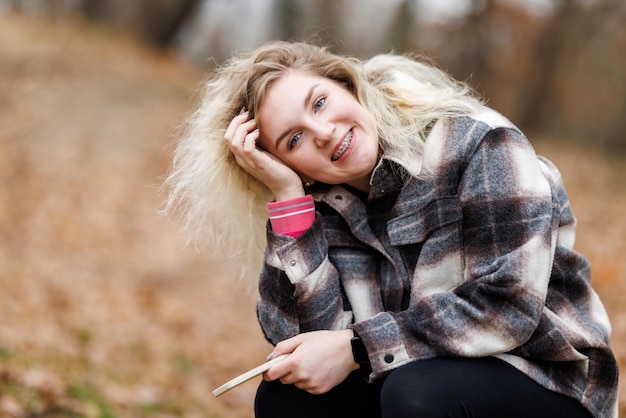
[274,335,303,356]
[223,110,250,142]
[294,382,310,391]
[264,362,291,382]
[279,372,306,387]
[229,119,256,149]
[243,128,260,152]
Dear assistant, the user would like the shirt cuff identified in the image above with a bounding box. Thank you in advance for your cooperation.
[268,195,315,238]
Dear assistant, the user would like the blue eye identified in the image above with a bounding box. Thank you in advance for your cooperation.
[314,97,326,111]
[287,132,302,150]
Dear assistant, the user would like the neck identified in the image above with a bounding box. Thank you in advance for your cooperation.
[346,175,372,193]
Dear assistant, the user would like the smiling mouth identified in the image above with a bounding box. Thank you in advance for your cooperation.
[331,129,353,162]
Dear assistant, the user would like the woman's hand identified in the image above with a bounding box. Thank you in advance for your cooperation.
[224,110,305,201]
[263,329,359,394]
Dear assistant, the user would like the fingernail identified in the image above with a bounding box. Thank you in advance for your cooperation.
[265,352,274,361]
[240,106,247,115]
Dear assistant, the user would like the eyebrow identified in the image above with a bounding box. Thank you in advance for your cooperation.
[274,83,320,150]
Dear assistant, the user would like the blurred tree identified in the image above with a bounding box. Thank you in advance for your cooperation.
[76,0,201,47]
[172,0,281,64]
[518,0,594,133]
[423,0,540,120]
[518,0,626,150]
[0,0,200,47]
[443,0,494,88]
[421,0,625,152]
[2,0,623,151]
[277,0,302,40]
[389,0,417,52]
[275,0,409,57]
[276,0,343,47]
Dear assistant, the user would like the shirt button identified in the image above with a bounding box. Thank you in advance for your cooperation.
[384,354,394,364]
[290,260,297,267]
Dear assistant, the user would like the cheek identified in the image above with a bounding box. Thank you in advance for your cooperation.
[257,138,298,169]
[284,155,315,177]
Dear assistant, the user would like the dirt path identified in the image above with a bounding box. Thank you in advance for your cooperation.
[0,13,624,417]
[0,14,271,418]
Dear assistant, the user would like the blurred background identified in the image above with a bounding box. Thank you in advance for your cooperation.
[0,0,624,417]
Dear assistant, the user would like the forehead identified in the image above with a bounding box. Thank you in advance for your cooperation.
[258,71,323,119]
[259,69,352,115]
[267,70,324,97]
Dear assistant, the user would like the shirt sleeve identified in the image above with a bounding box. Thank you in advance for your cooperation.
[257,212,353,344]
[268,195,316,238]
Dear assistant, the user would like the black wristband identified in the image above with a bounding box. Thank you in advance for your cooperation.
[351,330,372,378]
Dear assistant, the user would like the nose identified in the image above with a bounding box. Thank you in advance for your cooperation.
[312,120,334,148]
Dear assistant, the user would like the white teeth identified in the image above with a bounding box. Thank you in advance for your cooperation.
[331,130,353,161]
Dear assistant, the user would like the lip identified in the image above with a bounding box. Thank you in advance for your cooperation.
[331,128,354,162]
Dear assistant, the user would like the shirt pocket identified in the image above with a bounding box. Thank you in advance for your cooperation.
[387,195,462,246]
[388,195,465,299]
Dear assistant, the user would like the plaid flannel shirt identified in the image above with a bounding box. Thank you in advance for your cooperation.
[257,107,618,417]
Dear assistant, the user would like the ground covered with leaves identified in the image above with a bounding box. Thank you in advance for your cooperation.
[0,13,624,418]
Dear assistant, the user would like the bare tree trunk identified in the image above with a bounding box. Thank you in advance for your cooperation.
[515,0,617,133]
[390,0,416,52]
[77,0,201,47]
[450,0,495,84]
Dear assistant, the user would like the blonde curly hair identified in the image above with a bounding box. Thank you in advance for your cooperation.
[162,40,482,281]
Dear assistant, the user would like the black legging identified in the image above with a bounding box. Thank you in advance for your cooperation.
[254,357,592,418]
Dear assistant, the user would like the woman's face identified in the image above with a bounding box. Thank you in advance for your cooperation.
[256,70,379,192]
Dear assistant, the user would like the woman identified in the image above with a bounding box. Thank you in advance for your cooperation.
[164,41,618,417]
